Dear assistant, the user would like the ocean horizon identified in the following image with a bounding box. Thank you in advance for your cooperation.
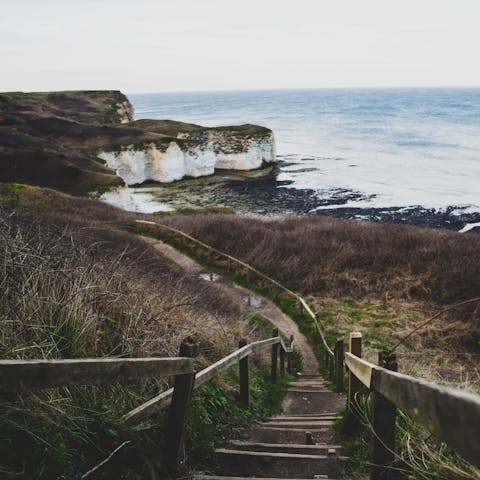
[123,87,480,228]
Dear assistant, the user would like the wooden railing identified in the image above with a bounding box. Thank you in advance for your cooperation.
[0,357,193,394]
[340,332,480,478]
[1,331,293,477]
[131,220,480,476]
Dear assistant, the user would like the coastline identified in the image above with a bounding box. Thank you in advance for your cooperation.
[101,165,480,233]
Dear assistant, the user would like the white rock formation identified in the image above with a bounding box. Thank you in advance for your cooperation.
[213,133,276,170]
[98,142,186,184]
[98,129,275,185]
[184,147,216,177]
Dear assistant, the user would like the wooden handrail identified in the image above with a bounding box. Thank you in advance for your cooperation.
[279,337,293,353]
[251,336,282,352]
[194,344,253,389]
[374,365,480,468]
[0,357,193,394]
[345,350,480,468]
[344,352,377,388]
[121,336,283,426]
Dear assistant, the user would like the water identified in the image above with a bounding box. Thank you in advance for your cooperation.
[128,88,480,215]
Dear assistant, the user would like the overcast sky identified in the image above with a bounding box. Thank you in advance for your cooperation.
[1,0,480,93]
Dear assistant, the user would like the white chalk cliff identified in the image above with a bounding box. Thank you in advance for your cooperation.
[97,126,276,185]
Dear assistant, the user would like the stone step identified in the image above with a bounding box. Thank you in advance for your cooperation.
[228,440,342,455]
[248,425,337,445]
[213,448,344,478]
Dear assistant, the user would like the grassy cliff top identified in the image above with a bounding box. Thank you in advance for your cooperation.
[0,90,273,195]
[0,90,133,125]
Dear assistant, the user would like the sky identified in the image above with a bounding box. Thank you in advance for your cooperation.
[1,0,480,93]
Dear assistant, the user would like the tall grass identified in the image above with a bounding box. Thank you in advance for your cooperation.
[161,213,480,346]
[0,208,260,478]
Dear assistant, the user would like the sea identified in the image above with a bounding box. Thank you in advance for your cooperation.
[122,88,480,230]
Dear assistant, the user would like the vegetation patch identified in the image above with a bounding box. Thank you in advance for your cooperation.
[188,367,293,470]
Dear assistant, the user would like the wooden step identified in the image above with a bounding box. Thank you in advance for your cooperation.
[290,380,326,385]
[269,415,338,422]
[289,383,327,389]
[282,390,346,415]
[193,476,333,480]
[248,425,336,444]
[262,421,334,429]
[287,387,331,393]
[193,476,333,479]
[213,448,344,478]
[272,413,339,417]
[228,440,342,455]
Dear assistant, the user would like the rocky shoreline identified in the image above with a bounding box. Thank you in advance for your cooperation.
[131,165,480,233]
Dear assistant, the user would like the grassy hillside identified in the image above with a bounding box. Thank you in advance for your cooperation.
[159,214,480,344]
[3,185,480,479]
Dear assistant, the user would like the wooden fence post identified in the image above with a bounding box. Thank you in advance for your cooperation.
[280,346,285,376]
[271,328,279,383]
[238,338,250,407]
[335,339,344,392]
[287,335,294,374]
[370,351,398,480]
[329,353,334,380]
[348,332,363,419]
[165,337,198,477]
[298,301,304,318]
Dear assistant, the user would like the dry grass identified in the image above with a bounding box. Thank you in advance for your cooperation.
[160,213,480,348]
[0,211,244,364]
[0,200,258,478]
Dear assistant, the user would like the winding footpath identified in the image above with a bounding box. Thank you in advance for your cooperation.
[141,236,347,479]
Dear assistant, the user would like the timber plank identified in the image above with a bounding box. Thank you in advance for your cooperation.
[0,357,192,394]
[373,367,480,468]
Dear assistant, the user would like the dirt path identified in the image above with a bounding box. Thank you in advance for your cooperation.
[142,236,347,478]
[142,236,319,374]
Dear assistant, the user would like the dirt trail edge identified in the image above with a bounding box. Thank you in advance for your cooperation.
[142,236,347,479]
[142,236,318,374]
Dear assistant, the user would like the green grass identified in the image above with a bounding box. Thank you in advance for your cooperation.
[187,367,293,470]
[173,206,235,215]
[0,182,27,207]
[1,384,156,479]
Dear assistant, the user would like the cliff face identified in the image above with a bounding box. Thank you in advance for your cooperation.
[97,124,276,185]
[0,91,275,194]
